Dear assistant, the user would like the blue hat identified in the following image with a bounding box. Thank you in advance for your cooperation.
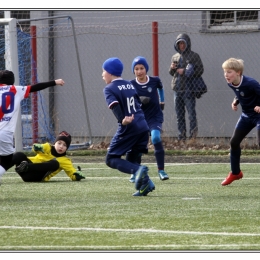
[102,57,123,77]
[131,56,149,73]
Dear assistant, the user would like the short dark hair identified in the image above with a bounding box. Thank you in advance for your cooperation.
[0,70,15,85]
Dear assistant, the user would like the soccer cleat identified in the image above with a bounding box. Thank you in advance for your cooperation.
[15,161,29,174]
[132,179,155,196]
[129,174,135,183]
[134,165,149,190]
[221,171,243,186]
[158,170,169,181]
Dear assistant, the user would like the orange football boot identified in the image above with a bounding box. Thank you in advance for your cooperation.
[221,171,243,186]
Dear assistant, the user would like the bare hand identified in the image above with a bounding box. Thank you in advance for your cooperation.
[177,68,185,75]
[171,63,178,70]
[231,102,238,111]
[122,114,134,125]
[55,79,65,86]
[254,106,260,113]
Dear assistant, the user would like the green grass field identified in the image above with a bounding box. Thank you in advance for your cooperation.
[1,160,260,251]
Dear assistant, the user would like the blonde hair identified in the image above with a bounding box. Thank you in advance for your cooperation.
[222,58,244,75]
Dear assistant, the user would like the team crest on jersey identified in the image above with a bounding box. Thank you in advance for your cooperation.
[147,87,152,93]
[240,92,245,97]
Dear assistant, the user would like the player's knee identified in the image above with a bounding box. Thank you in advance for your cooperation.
[12,152,27,165]
[151,135,161,144]
[49,160,59,171]
[230,139,239,149]
[151,130,161,144]
[105,154,114,168]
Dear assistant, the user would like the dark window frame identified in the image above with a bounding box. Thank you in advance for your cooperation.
[201,10,260,32]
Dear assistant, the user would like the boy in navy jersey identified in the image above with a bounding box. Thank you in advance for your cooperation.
[221,58,260,186]
[102,57,155,196]
[127,56,169,182]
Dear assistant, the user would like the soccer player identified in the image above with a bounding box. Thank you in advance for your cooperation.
[127,56,169,182]
[221,58,260,185]
[0,70,65,184]
[102,57,155,196]
[12,131,85,182]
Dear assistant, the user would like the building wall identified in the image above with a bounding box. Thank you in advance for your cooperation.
[8,10,260,143]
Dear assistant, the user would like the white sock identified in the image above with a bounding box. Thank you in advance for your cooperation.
[0,165,6,179]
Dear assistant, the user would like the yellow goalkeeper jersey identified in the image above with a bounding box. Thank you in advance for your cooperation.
[28,142,78,181]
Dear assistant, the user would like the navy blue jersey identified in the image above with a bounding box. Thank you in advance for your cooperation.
[228,75,260,117]
[130,76,164,126]
[103,79,149,137]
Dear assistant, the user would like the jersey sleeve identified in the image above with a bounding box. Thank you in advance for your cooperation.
[59,157,79,181]
[103,86,119,109]
[24,85,31,98]
[156,77,164,102]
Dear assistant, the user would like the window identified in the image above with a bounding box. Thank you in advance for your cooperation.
[207,10,259,30]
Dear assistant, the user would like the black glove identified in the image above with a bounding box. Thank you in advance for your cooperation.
[139,96,150,105]
[160,103,165,110]
[33,144,44,153]
[73,166,85,181]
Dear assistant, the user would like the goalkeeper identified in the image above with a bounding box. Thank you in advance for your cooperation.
[12,131,85,182]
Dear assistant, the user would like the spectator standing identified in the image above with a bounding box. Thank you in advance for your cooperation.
[169,33,204,141]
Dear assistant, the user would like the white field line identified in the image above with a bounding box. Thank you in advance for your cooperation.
[0,244,260,249]
[8,162,256,166]
[0,225,260,237]
[4,177,260,180]
[4,174,260,180]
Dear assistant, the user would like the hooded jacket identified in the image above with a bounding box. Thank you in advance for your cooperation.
[169,33,204,92]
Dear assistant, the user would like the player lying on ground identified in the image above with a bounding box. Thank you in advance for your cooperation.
[12,131,85,182]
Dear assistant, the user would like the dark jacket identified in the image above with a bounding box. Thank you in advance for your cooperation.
[169,33,204,93]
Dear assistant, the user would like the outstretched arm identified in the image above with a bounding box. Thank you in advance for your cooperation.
[30,79,65,92]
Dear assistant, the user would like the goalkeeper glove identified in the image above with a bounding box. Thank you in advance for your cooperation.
[33,144,44,153]
[73,166,85,181]
[139,96,150,105]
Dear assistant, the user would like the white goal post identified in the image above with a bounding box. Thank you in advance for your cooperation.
[0,17,23,151]
[0,15,92,151]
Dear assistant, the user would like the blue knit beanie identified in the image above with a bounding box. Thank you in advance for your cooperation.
[131,56,149,73]
[103,57,123,77]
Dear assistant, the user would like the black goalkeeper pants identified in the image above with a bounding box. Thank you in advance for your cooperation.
[12,152,59,182]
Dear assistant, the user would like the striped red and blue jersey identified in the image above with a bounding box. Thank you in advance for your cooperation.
[0,84,31,133]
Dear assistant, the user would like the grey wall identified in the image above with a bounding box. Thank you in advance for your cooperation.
[28,10,260,142]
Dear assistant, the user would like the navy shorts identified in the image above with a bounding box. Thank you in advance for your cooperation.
[236,115,260,131]
[107,131,149,156]
[148,121,163,132]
